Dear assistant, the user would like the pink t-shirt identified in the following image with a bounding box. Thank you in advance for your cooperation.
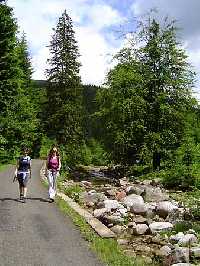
[48,156,59,170]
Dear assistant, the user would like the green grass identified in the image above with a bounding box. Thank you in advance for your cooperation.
[170,189,200,238]
[56,198,159,266]
[0,164,10,171]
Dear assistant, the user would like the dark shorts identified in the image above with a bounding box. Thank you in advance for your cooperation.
[17,172,30,187]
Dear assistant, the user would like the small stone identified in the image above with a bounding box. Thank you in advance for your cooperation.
[105,189,117,197]
[115,191,126,201]
[117,238,129,245]
[80,180,92,188]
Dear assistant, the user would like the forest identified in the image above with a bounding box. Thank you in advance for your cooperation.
[1,1,200,191]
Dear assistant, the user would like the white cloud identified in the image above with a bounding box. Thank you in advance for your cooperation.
[8,0,124,85]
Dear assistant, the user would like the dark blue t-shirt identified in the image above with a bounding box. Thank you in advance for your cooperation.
[18,156,31,172]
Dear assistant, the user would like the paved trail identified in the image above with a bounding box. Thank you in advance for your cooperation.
[0,160,104,266]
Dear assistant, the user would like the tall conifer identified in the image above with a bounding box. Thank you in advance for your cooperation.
[46,10,83,156]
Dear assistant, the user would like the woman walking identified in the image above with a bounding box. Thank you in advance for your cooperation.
[14,147,32,203]
[46,146,61,202]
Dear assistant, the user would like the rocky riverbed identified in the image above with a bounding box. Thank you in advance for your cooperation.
[60,170,200,266]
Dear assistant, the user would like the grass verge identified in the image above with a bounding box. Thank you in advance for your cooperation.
[56,197,158,266]
[0,164,10,171]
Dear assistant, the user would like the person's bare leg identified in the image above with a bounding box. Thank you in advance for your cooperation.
[19,185,23,197]
[24,187,27,198]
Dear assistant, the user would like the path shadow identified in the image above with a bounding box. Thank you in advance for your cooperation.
[0,198,19,202]
[26,197,50,203]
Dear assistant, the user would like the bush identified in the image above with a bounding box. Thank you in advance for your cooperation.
[80,138,110,166]
[162,165,196,190]
[64,184,85,204]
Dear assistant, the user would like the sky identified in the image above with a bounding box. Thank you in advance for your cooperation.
[7,0,200,98]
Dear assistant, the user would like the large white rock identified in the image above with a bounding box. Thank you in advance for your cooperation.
[122,194,144,208]
[190,247,200,258]
[132,224,149,235]
[130,203,147,215]
[103,199,124,210]
[159,245,172,256]
[156,201,179,218]
[172,247,190,264]
[149,222,173,233]
[93,208,108,218]
[170,232,185,243]
[178,234,198,247]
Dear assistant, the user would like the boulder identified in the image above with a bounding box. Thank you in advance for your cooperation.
[130,203,147,215]
[125,185,145,196]
[149,222,173,234]
[156,201,178,218]
[103,199,124,210]
[172,246,190,264]
[190,247,200,258]
[144,186,169,202]
[115,191,126,201]
[122,194,144,208]
[132,224,149,235]
[159,245,172,257]
[170,232,185,244]
[80,191,107,205]
[178,234,198,247]
[93,208,108,218]
[133,215,147,224]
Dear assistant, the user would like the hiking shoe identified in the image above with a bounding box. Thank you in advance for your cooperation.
[20,195,26,203]
[49,198,54,203]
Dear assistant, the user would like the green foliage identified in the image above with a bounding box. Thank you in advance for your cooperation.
[39,136,56,159]
[80,139,110,166]
[95,16,195,171]
[64,184,85,204]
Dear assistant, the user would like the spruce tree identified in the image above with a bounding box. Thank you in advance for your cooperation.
[46,10,83,165]
[0,2,21,161]
[0,2,20,111]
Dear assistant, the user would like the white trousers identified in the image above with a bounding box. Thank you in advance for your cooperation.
[47,170,58,199]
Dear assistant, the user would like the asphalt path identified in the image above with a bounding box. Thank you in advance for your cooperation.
[0,159,104,266]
